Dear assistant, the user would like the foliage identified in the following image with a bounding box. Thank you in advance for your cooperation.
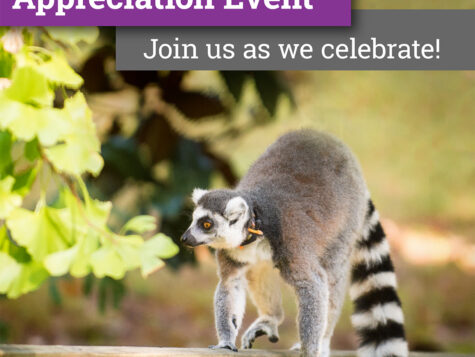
[0,26,292,302]
[0,27,178,299]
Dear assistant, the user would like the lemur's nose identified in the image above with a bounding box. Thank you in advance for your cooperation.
[180,229,193,245]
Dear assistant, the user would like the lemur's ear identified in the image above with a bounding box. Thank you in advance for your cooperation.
[224,196,248,222]
[192,188,208,205]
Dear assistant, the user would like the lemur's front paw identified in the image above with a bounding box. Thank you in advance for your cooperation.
[208,342,238,352]
[241,317,279,349]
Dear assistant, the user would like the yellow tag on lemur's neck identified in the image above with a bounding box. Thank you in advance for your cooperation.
[247,228,263,236]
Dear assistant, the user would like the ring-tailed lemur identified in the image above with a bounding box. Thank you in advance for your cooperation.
[181,130,408,357]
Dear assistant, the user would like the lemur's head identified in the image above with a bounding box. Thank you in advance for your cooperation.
[181,188,252,249]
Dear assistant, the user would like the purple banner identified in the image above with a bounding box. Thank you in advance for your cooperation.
[0,0,351,26]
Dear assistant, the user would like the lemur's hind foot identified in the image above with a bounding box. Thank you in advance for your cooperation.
[241,317,279,349]
[208,342,238,352]
[290,340,330,357]
[290,342,301,351]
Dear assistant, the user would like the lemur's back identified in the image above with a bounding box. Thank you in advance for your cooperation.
[238,130,367,255]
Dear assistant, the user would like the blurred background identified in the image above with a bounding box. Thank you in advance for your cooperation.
[1,6,475,353]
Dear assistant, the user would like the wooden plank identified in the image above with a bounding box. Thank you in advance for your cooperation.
[0,346,472,357]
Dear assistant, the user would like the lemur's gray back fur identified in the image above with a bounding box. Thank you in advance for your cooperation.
[236,130,367,268]
[185,129,408,357]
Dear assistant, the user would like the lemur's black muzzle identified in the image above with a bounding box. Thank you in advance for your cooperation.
[180,229,202,247]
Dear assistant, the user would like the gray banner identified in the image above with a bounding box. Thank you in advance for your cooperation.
[116,10,475,70]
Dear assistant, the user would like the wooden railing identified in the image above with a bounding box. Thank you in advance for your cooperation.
[0,345,472,357]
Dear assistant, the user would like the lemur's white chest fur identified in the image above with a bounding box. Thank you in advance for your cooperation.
[226,237,273,265]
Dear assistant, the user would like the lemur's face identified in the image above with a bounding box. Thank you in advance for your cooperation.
[181,189,250,249]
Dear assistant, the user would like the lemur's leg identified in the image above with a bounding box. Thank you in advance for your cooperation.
[241,261,284,349]
[289,296,335,357]
[320,273,349,357]
[282,262,329,357]
[210,251,247,352]
[290,258,351,357]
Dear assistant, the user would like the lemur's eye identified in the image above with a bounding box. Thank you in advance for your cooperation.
[202,221,212,230]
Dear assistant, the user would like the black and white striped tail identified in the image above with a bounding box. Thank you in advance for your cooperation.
[350,200,408,357]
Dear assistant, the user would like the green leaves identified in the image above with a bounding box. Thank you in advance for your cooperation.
[24,139,40,162]
[0,177,22,219]
[90,246,127,279]
[4,190,178,291]
[0,227,48,298]
[121,215,157,235]
[38,55,83,89]
[143,234,179,259]
[0,27,179,300]
[45,27,100,46]
[0,96,68,145]
[140,234,179,278]
[69,234,99,277]
[5,66,54,106]
[45,190,178,280]
[0,252,22,294]
[0,47,15,78]
[44,245,79,277]
[0,63,103,176]
[7,207,72,261]
[88,232,179,279]
[90,236,142,279]
[45,93,103,176]
[4,261,48,299]
[0,58,88,150]
[13,166,39,197]
[0,131,13,177]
